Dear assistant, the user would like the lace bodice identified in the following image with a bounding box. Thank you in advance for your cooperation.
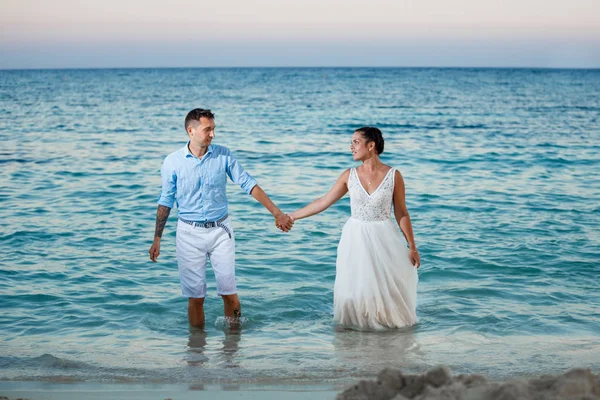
[348,167,395,221]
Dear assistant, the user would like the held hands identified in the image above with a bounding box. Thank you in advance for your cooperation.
[409,248,421,269]
[275,213,294,232]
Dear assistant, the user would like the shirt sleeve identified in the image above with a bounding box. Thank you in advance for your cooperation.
[226,150,258,195]
[157,157,177,208]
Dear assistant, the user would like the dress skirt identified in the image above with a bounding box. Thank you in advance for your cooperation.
[334,217,419,330]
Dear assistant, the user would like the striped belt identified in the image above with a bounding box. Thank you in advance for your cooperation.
[179,214,232,239]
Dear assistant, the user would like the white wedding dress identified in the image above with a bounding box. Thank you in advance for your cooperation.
[334,167,419,330]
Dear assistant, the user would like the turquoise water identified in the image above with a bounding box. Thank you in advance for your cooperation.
[1,68,599,384]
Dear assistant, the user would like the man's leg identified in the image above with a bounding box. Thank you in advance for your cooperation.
[221,294,241,318]
[176,221,208,327]
[188,297,205,327]
[209,221,241,320]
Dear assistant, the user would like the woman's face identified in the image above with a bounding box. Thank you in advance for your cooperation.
[350,131,373,161]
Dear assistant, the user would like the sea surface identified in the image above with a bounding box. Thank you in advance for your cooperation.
[1,68,599,384]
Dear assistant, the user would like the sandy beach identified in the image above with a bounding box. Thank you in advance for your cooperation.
[2,367,599,400]
[0,381,342,400]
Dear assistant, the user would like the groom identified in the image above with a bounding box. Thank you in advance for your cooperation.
[149,108,293,327]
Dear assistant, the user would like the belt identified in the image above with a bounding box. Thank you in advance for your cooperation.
[179,214,232,239]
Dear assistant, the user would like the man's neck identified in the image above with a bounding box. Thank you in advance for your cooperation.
[188,142,208,159]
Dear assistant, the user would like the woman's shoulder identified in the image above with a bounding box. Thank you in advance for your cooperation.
[391,166,404,175]
[336,168,352,184]
[382,163,400,172]
[381,164,396,174]
[392,168,405,186]
[382,165,403,182]
[340,168,352,178]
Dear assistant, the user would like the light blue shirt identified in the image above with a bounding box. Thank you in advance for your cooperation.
[158,143,258,222]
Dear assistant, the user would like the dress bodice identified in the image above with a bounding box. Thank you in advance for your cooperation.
[348,167,395,221]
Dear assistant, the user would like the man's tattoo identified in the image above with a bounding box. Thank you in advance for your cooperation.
[154,205,171,238]
[233,309,241,318]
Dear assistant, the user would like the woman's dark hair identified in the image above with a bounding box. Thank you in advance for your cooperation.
[355,126,384,154]
[185,108,215,131]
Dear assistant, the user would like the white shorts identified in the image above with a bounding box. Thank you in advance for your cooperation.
[175,217,236,298]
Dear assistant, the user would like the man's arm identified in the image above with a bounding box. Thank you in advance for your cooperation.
[149,206,171,262]
[225,150,292,232]
[250,185,293,232]
[151,156,176,262]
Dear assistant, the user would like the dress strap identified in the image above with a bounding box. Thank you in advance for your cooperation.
[349,167,357,185]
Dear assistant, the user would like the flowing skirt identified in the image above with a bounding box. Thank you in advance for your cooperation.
[334,217,419,330]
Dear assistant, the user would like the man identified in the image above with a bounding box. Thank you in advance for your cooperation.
[149,108,293,327]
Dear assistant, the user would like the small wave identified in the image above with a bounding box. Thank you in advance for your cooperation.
[112,128,140,133]
[0,354,89,370]
[526,105,600,112]
[450,124,487,129]
[34,354,88,369]
[375,105,415,109]
[214,316,249,330]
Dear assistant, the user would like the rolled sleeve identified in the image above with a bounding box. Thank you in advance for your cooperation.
[226,152,257,195]
[157,158,177,208]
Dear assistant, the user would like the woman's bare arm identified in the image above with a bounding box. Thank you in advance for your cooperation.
[289,169,350,221]
[392,170,420,267]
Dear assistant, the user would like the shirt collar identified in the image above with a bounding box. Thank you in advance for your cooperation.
[184,142,214,159]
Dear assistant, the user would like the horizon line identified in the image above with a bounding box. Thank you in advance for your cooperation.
[2,65,600,72]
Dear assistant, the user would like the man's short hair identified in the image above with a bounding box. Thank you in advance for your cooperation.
[185,108,215,131]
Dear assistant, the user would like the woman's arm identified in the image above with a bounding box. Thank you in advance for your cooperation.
[393,170,420,268]
[289,169,350,221]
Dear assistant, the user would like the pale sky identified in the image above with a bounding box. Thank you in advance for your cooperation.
[1,0,599,68]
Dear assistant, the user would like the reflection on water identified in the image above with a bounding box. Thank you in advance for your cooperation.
[219,330,242,368]
[187,328,208,367]
[186,326,242,369]
[333,326,425,373]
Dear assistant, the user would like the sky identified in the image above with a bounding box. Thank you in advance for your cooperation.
[1,0,599,69]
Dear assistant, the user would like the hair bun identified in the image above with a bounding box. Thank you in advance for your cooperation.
[355,126,384,154]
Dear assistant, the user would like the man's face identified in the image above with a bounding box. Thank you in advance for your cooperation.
[188,117,215,148]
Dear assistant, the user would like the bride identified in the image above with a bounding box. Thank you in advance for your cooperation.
[289,127,420,330]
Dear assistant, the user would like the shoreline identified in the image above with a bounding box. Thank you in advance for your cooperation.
[2,367,599,400]
[0,381,343,400]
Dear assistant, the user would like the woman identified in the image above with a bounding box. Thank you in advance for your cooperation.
[289,127,420,330]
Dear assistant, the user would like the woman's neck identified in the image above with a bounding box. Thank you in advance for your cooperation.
[361,155,382,171]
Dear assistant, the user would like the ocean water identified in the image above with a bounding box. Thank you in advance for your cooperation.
[0,68,599,384]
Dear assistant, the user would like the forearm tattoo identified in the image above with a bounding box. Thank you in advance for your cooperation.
[154,205,171,238]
